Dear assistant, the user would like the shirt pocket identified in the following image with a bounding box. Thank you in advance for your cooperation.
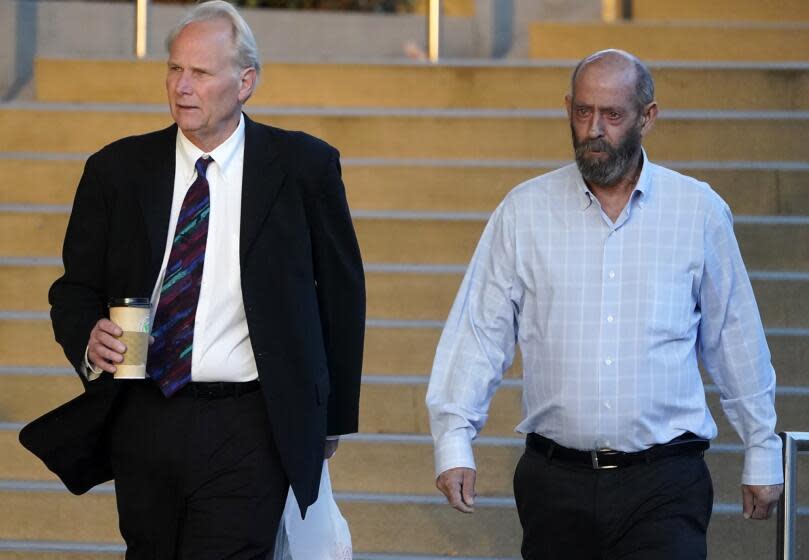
[645,272,696,340]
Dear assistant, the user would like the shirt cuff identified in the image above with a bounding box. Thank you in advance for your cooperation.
[433,430,476,478]
[742,436,784,486]
[83,345,103,382]
[326,436,340,441]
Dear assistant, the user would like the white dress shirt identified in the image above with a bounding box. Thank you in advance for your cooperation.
[147,115,258,382]
[83,116,256,382]
[426,151,783,486]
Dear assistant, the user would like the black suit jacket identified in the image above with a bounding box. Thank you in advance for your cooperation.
[24,115,365,515]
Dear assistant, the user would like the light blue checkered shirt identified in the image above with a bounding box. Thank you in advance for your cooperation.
[426,152,783,486]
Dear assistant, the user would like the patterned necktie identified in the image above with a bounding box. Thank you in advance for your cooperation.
[147,155,212,396]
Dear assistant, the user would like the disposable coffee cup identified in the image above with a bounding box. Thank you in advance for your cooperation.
[108,298,151,380]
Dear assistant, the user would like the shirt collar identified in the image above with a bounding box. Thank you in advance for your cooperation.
[634,148,652,202]
[574,147,652,210]
[176,113,245,184]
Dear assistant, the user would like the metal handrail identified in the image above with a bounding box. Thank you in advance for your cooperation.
[602,0,632,22]
[135,0,149,59]
[777,431,809,559]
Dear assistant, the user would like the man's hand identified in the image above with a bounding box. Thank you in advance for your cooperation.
[324,438,339,459]
[742,484,783,520]
[436,467,476,513]
[87,319,125,373]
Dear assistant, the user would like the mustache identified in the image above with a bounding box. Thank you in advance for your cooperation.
[575,137,616,156]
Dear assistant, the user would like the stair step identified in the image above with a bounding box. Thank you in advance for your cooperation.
[347,165,809,217]
[0,266,61,314]
[2,321,807,385]
[4,428,807,506]
[0,374,83,423]
[361,386,805,445]
[752,276,809,328]
[1,107,807,162]
[0,159,84,206]
[0,549,490,560]
[632,0,809,23]
[2,158,809,216]
[0,213,68,257]
[294,439,809,505]
[530,21,809,62]
[0,551,120,560]
[0,486,804,558]
[4,266,808,329]
[0,488,121,544]
[3,211,808,270]
[1,373,806,446]
[32,59,809,110]
[0,430,54,482]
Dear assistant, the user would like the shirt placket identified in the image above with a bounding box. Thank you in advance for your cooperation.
[597,223,622,449]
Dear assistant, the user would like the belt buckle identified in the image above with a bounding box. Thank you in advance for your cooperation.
[591,449,619,470]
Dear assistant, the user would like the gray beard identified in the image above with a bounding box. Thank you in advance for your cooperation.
[573,126,642,187]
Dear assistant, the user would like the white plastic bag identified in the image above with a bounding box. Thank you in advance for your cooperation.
[273,460,352,560]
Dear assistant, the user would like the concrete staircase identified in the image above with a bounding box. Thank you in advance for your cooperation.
[531,0,809,62]
[631,0,809,23]
[2,23,809,560]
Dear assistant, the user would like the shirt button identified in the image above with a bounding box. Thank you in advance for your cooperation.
[607,315,614,323]
[604,401,612,409]
[604,358,613,366]
[609,271,616,279]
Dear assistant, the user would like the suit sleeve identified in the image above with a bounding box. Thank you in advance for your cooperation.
[48,155,110,382]
[307,148,365,436]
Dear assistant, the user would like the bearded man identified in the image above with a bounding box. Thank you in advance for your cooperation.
[426,49,783,559]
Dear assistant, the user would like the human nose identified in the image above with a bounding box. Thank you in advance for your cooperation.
[587,113,604,138]
[174,71,193,95]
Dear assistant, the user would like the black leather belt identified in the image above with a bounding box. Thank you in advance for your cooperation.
[527,432,709,470]
[176,380,261,399]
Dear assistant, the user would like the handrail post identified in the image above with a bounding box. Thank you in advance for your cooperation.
[777,431,809,559]
[427,0,440,63]
[135,0,150,59]
[602,0,632,22]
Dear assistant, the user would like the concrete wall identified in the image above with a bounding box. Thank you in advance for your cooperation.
[1,1,39,101]
[0,0,601,99]
[0,2,16,100]
[31,2,468,60]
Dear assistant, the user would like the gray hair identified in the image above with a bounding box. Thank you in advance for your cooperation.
[166,0,261,77]
[570,49,654,112]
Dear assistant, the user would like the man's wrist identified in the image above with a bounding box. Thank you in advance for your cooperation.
[434,431,476,478]
[742,437,785,486]
[83,345,103,381]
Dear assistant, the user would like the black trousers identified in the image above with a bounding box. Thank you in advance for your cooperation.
[108,382,288,560]
[513,444,713,560]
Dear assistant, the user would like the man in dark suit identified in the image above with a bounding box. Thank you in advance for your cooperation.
[42,1,365,557]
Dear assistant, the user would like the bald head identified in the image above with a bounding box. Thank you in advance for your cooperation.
[564,49,659,188]
[571,50,654,112]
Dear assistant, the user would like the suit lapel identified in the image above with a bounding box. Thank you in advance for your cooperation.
[240,115,286,264]
[136,125,177,286]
